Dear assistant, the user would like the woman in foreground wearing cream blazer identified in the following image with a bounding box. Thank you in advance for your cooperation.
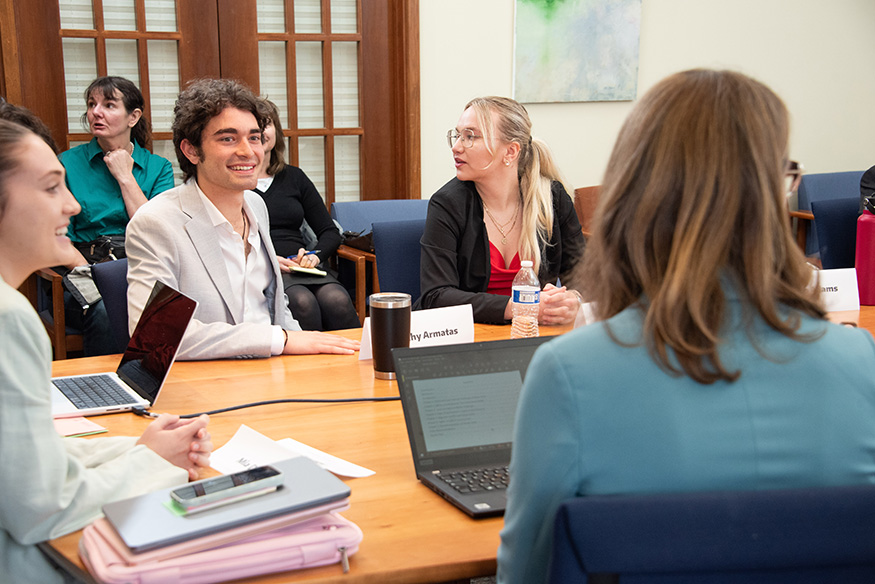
[0,114,211,583]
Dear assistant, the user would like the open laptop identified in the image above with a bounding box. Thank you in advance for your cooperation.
[51,281,196,418]
[393,336,553,518]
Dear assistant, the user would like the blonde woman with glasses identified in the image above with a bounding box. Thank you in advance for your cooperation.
[415,96,585,324]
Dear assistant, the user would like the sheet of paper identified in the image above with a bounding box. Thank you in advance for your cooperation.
[276,437,374,478]
[54,417,107,437]
[210,425,304,474]
[211,424,374,478]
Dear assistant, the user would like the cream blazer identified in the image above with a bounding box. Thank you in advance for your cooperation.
[126,180,300,360]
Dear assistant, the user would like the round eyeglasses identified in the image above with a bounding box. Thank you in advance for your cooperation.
[447,129,482,149]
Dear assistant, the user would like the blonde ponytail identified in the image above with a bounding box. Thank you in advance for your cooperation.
[465,97,570,273]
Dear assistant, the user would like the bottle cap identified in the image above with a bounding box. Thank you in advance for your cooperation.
[521,260,533,267]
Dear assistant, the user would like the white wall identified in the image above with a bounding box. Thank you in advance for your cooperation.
[419,0,875,198]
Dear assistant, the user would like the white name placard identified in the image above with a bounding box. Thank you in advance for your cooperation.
[359,304,475,360]
[817,268,859,312]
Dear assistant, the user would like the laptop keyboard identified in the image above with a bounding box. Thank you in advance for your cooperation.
[435,466,509,494]
[53,375,133,409]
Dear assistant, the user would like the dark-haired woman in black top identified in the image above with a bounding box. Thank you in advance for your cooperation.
[252,99,359,331]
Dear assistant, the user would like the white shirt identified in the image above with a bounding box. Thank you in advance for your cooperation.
[196,185,286,354]
[253,175,275,193]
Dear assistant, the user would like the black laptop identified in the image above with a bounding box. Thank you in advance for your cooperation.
[392,336,553,517]
[51,281,197,418]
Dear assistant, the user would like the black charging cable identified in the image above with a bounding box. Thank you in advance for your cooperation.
[132,396,400,419]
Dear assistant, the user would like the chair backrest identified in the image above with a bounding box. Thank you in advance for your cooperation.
[811,197,859,269]
[91,258,130,353]
[30,268,83,359]
[372,219,426,303]
[573,185,600,236]
[547,485,875,584]
[797,171,864,256]
[330,199,429,234]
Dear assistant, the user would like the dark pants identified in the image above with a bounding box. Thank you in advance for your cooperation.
[285,282,361,331]
[64,293,117,356]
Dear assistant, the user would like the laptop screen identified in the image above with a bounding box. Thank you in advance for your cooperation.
[412,370,522,453]
[394,336,553,470]
[117,281,196,401]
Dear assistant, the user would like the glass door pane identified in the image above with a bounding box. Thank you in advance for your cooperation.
[103,0,137,31]
[294,0,322,33]
[62,39,98,132]
[296,41,324,129]
[332,41,358,127]
[144,0,178,31]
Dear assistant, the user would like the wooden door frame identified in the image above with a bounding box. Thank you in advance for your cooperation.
[361,0,420,201]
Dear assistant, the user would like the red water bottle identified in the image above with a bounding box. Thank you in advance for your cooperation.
[855,197,875,305]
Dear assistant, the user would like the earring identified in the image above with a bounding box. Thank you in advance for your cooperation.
[504,160,510,166]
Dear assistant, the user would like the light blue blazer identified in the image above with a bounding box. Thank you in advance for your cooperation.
[497,294,875,584]
[126,180,300,360]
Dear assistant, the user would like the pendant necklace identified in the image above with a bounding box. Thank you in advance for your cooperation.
[482,200,520,245]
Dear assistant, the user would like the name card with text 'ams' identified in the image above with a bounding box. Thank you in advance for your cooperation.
[818,268,859,312]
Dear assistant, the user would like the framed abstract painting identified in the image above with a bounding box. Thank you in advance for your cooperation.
[514,0,642,103]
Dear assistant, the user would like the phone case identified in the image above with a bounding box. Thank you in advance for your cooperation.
[80,512,363,584]
[172,467,284,509]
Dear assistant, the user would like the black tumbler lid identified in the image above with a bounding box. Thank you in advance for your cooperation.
[369,292,411,309]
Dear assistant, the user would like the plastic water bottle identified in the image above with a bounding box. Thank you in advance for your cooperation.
[511,260,540,338]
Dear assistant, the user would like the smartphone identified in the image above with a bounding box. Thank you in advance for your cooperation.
[170,465,284,513]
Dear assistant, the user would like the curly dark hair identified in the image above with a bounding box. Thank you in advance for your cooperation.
[172,78,267,182]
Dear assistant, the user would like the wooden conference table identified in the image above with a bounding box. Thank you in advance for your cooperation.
[47,322,572,583]
[47,309,875,583]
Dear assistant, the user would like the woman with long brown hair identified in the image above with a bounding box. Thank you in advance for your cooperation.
[497,69,875,584]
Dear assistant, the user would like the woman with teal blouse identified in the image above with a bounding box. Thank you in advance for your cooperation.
[58,76,173,355]
[497,70,875,584]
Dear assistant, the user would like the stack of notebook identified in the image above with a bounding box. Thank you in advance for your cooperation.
[80,457,362,583]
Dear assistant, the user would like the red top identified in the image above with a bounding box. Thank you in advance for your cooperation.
[486,241,521,296]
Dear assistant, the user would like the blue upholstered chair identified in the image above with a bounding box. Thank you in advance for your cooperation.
[547,485,875,584]
[372,219,426,303]
[330,199,430,234]
[330,199,430,320]
[810,197,859,269]
[797,171,864,256]
[91,258,129,354]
